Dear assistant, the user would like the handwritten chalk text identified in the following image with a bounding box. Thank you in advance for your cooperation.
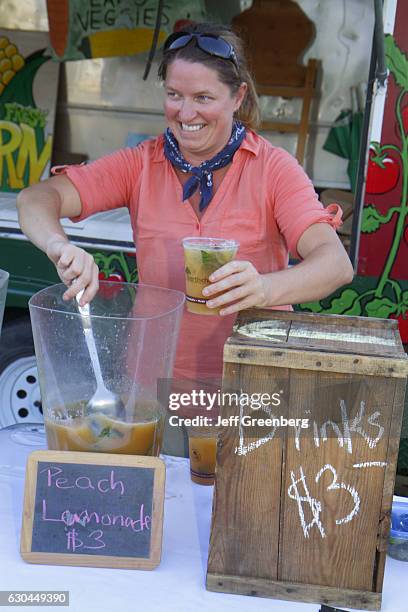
[40,466,125,495]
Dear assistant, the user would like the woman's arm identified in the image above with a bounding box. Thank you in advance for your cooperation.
[202,223,354,316]
[17,176,99,304]
[17,147,143,303]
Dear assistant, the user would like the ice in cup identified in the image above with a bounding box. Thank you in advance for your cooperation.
[187,426,218,485]
[45,398,164,456]
[182,237,239,315]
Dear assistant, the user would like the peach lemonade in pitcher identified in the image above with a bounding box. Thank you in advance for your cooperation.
[45,398,164,456]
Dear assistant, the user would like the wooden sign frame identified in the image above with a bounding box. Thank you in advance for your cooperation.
[21,450,165,569]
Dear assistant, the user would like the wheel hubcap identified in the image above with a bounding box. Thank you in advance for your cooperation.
[0,356,43,427]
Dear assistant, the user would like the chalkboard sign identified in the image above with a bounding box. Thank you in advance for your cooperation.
[21,451,165,569]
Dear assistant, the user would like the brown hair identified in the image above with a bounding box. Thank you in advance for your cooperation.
[158,23,260,130]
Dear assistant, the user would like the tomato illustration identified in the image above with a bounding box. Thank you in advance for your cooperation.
[98,272,124,299]
[366,149,400,194]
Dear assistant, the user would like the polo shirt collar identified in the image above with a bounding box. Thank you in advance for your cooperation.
[151,129,260,163]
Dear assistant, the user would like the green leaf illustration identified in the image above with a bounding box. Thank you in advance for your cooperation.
[325,289,362,315]
[299,301,323,313]
[385,34,408,90]
[365,297,398,318]
[361,205,384,233]
[402,291,408,307]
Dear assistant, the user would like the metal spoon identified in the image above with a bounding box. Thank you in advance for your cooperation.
[76,290,125,418]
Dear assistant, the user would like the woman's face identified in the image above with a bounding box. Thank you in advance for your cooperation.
[164,59,247,164]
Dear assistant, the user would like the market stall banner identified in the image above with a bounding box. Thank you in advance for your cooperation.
[46,0,207,61]
[0,29,59,193]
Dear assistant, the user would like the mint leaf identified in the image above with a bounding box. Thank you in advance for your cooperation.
[201,250,224,273]
[365,297,398,318]
[385,34,408,90]
[98,426,123,439]
[99,427,112,438]
[201,250,217,266]
[361,205,383,233]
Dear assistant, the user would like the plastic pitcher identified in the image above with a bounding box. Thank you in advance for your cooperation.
[0,269,9,335]
[29,282,185,456]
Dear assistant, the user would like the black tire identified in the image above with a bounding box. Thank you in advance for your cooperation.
[0,316,35,369]
[0,316,43,426]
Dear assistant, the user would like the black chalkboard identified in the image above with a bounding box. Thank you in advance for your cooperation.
[31,461,153,557]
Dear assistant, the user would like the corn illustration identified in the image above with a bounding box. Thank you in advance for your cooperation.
[0,36,25,96]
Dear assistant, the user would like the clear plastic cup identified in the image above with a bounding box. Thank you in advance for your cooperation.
[187,425,218,485]
[29,282,185,456]
[182,237,239,315]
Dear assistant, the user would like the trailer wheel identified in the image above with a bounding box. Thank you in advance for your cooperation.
[0,317,43,427]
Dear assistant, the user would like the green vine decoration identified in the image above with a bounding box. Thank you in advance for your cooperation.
[93,251,138,283]
[301,35,408,323]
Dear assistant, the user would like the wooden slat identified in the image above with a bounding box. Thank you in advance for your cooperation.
[207,363,288,579]
[206,573,382,610]
[374,378,407,591]
[258,58,320,164]
[224,343,408,378]
[232,309,406,359]
[260,121,300,133]
[235,308,402,336]
[234,319,398,355]
[296,59,319,163]
[279,371,393,591]
[287,321,399,356]
[257,84,315,97]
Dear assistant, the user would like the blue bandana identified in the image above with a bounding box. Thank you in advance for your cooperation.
[163,121,246,211]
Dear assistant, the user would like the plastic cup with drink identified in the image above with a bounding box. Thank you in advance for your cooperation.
[187,424,218,485]
[182,237,239,315]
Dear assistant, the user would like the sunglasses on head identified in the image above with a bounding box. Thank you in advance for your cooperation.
[163,32,238,70]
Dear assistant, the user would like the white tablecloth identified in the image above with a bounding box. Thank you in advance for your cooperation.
[0,424,406,612]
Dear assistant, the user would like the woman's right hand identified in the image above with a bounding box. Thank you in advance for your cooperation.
[46,238,99,305]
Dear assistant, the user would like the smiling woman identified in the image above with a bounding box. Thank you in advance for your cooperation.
[163,59,247,166]
[16,21,353,388]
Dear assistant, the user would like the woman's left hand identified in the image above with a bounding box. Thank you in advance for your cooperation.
[202,260,268,316]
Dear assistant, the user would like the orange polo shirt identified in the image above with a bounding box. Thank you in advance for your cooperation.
[61,130,341,382]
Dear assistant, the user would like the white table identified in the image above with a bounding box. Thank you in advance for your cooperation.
[0,424,405,612]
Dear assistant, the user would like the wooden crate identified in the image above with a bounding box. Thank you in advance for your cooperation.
[207,309,408,611]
